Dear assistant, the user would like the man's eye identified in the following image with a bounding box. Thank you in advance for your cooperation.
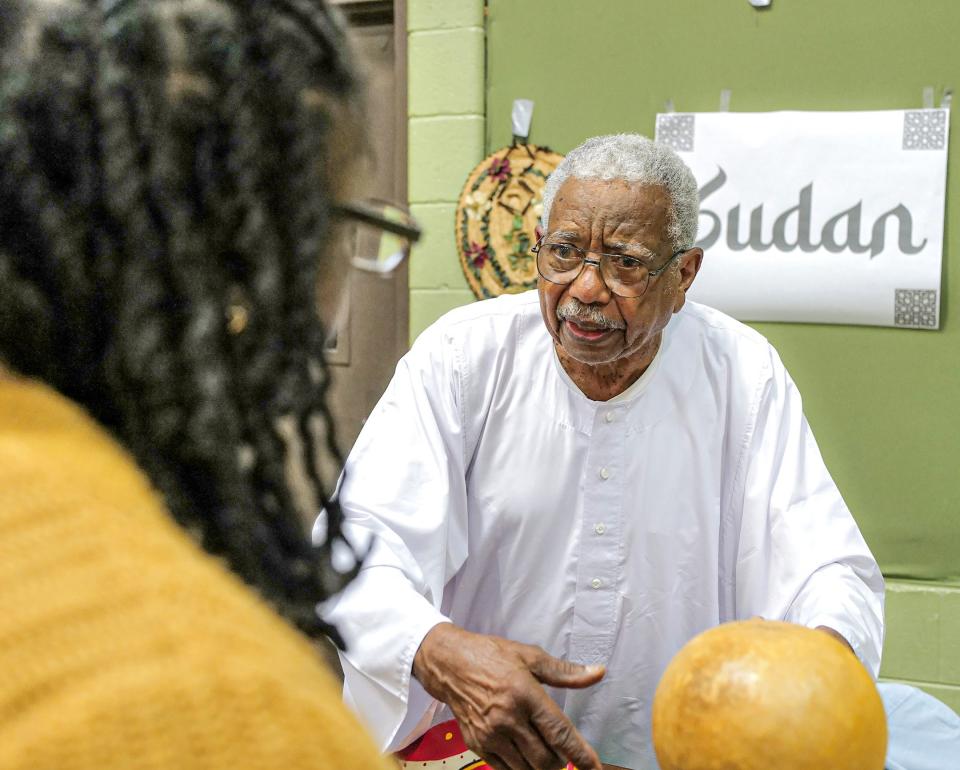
[611,255,644,270]
[547,244,576,259]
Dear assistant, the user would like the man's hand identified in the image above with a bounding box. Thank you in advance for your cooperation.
[815,625,855,655]
[413,623,605,770]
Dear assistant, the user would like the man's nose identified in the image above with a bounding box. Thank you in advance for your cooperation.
[568,257,613,305]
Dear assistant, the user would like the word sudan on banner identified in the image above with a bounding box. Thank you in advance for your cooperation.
[655,110,949,329]
[697,170,926,259]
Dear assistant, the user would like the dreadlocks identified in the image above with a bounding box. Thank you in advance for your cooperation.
[0,0,363,643]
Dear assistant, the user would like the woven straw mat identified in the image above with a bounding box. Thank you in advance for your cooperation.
[455,143,565,299]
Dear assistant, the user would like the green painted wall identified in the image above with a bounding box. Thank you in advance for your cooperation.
[882,581,960,711]
[486,0,960,583]
[406,0,484,339]
[408,0,960,708]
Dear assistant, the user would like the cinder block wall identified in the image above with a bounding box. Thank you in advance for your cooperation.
[881,581,960,712]
[407,0,484,342]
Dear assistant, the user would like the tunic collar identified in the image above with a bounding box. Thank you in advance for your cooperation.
[547,315,671,405]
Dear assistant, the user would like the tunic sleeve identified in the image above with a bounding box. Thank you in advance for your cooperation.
[319,322,471,751]
[733,349,885,676]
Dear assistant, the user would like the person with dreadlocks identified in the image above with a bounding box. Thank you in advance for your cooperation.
[0,0,417,767]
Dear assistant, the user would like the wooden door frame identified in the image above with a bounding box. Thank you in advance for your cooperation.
[330,0,409,350]
[391,0,409,339]
[329,0,407,203]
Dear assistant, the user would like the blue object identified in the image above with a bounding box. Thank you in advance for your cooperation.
[880,683,960,770]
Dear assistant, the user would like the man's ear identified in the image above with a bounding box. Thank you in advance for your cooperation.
[673,247,703,312]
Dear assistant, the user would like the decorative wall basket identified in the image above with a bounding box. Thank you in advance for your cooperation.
[455,143,564,299]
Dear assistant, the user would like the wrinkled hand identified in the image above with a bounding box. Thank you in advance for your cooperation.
[413,623,605,770]
[815,625,855,655]
[753,619,855,657]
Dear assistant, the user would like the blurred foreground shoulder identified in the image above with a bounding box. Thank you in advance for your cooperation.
[0,379,392,770]
[0,645,393,770]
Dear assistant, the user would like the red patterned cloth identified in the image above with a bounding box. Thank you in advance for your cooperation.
[397,720,575,770]
[396,720,486,770]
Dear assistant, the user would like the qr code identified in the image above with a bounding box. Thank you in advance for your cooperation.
[894,289,938,328]
[656,114,695,152]
[902,111,947,150]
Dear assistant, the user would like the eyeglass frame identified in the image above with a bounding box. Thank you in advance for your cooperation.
[531,235,689,299]
[332,199,422,275]
[333,200,421,242]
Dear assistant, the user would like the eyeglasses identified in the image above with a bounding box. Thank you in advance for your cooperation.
[333,199,421,275]
[531,236,687,299]
[226,200,421,340]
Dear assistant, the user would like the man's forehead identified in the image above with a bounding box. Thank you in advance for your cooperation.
[549,178,670,237]
[553,177,669,214]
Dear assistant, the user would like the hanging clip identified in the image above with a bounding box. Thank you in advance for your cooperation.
[664,99,676,114]
[941,88,953,110]
[923,86,935,109]
[511,99,534,145]
[719,89,731,112]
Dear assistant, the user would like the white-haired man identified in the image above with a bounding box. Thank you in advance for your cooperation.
[321,134,884,770]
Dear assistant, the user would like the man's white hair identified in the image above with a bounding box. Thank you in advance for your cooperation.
[540,134,699,252]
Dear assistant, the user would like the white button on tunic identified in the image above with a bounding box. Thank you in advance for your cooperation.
[321,291,884,770]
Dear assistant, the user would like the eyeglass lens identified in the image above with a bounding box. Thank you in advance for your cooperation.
[350,203,415,275]
[537,242,652,298]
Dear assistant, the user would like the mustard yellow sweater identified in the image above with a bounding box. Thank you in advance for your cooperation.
[0,378,393,770]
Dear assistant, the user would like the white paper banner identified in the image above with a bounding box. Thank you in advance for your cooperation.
[655,110,949,329]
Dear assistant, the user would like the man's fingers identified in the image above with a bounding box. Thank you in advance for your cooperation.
[483,753,512,770]
[464,719,540,770]
[525,648,605,689]
[499,740,539,770]
[529,697,602,770]
[512,721,565,770]
[482,737,537,770]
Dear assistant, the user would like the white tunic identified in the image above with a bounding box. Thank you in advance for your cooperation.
[320,291,884,769]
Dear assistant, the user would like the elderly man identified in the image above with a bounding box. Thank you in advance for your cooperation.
[321,134,884,770]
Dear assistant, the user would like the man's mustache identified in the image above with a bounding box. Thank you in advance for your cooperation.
[556,299,625,330]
